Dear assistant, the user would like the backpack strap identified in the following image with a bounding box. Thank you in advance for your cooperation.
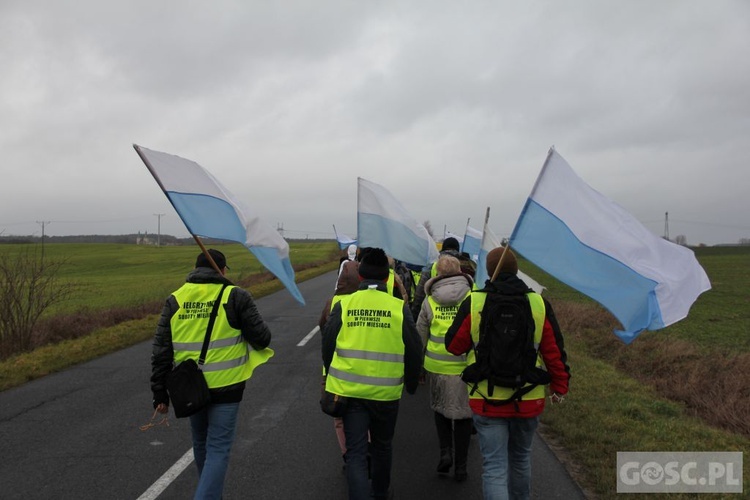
[197,284,230,367]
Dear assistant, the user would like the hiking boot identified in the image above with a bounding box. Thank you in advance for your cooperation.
[437,448,452,475]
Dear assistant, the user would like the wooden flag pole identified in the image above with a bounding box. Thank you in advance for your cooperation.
[485,205,510,282]
[193,235,224,275]
[489,242,511,282]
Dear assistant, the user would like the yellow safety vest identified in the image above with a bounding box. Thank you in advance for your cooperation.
[322,294,351,376]
[330,294,346,311]
[430,261,438,278]
[326,287,406,401]
[467,291,546,402]
[424,292,470,375]
[171,283,273,389]
[411,270,422,285]
[409,270,421,300]
[386,270,396,296]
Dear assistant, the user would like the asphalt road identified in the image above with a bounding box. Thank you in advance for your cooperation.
[0,270,586,499]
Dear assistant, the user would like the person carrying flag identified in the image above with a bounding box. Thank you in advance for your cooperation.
[150,249,273,499]
[445,246,570,500]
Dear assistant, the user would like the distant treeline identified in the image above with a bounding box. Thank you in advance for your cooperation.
[0,234,333,245]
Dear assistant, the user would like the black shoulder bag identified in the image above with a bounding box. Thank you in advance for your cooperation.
[167,284,229,418]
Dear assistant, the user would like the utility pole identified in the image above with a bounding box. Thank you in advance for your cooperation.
[154,213,165,247]
[664,212,669,241]
[276,222,284,239]
[36,220,51,262]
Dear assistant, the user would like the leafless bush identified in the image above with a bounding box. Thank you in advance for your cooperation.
[0,250,77,359]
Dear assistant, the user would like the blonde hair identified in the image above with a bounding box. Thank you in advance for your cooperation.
[436,255,461,276]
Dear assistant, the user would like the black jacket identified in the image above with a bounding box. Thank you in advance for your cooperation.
[151,267,271,408]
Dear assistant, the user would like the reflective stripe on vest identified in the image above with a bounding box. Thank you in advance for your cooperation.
[467,291,546,402]
[326,287,406,401]
[424,292,470,375]
[171,283,273,389]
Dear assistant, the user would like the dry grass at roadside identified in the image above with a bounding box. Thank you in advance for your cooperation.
[541,350,750,499]
[24,258,338,355]
[553,301,750,438]
[0,259,339,391]
[542,300,750,498]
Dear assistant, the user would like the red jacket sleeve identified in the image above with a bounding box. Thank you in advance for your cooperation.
[539,317,570,395]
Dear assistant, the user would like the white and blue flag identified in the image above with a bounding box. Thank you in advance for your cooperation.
[135,144,305,305]
[335,233,357,250]
[461,225,482,262]
[357,177,439,266]
[509,148,710,343]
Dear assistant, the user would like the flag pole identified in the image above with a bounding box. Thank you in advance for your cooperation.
[480,207,490,247]
[485,205,510,282]
[505,146,555,259]
[193,235,224,275]
[461,217,470,252]
[490,243,512,282]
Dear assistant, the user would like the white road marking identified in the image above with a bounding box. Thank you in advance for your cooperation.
[297,326,319,346]
[137,448,194,500]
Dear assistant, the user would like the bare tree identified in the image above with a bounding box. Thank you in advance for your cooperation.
[675,235,687,246]
[0,249,76,359]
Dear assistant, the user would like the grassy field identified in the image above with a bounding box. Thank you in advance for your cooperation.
[0,242,748,497]
[523,246,750,498]
[0,241,337,313]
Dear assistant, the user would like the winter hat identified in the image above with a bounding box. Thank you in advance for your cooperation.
[196,249,228,270]
[347,244,358,261]
[442,237,460,252]
[357,247,374,262]
[485,246,518,276]
[358,247,390,281]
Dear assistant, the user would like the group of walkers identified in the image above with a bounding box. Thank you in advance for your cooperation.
[149,240,570,500]
[319,240,570,499]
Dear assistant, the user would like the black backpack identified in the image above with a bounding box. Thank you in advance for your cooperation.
[461,291,551,405]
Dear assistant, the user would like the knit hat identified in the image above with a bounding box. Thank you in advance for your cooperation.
[442,237,460,252]
[196,249,228,270]
[358,247,390,281]
[485,246,518,276]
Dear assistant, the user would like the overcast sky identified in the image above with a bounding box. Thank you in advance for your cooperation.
[1,1,748,246]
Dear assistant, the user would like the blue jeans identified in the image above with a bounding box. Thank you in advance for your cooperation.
[342,398,400,500]
[473,414,539,500]
[189,402,240,500]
